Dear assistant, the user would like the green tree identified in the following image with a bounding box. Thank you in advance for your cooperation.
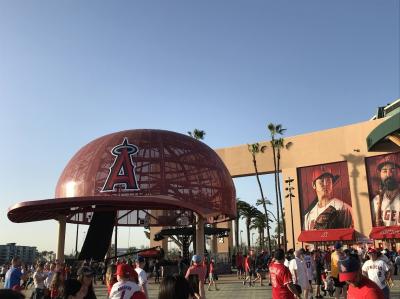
[250,210,270,248]
[187,129,206,140]
[267,123,286,249]
[274,216,285,246]
[237,200,258,249]
[236,199,249,248]
[248,143,272,253]
[274,137,292,251]
[235,198,243,248]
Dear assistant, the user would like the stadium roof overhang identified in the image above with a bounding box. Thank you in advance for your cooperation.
[367,111,400,151]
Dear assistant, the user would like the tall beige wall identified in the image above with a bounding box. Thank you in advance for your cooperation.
[149,118,395,253]
[215,118,398,249]
[216,221,233,253]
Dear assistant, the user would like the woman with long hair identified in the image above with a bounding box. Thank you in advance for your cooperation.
[64,266,96,299]
[105,264,117,295]
[159,275,199,299]
[49,271,65,299]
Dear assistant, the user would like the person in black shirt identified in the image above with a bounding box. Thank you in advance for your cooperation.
[154,259,161,283]
[177,256,185,276]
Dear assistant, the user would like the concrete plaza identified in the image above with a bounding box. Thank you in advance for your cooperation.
[5,274,400,299]
[97,274,400,298]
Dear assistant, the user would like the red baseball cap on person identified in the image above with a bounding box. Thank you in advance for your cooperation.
[376,154,400,171]
[367,248,378,254]
[116,264,132,277]
[311,166,339,184]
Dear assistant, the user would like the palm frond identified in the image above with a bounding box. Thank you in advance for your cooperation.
[188,129,206,140]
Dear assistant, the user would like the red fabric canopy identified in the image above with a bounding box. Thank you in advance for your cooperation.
[298,228,355,242]
[369,226,400,239]
[137,249,161,258]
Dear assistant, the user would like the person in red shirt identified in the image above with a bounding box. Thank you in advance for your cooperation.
[339,255,384,299]
[207,258,219,291]
[185,255,206,299]
[243,253,254,287]
[269,249,301,299]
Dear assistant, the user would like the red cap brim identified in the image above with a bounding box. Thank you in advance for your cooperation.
[339,272,357,282]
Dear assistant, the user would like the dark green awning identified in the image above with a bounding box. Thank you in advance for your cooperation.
[367,112,400,151]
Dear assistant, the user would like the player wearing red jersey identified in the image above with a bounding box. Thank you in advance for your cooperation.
[269,249,301,299]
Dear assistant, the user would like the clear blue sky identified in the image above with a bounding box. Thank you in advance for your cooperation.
[0,0,399,253]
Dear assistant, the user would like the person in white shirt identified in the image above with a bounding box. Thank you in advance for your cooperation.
[362,248,390,299]
[33,263,48,299]
[44,263,56,289]
[109,263,145,299]
[135,256,148,299]
[303,251,314,298]
[289,250,311,299]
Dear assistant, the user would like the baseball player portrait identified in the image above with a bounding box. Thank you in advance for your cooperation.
[370,154,400,227]
[303,166,354,230]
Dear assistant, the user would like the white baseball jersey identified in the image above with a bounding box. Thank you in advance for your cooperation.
[109,280,141,299]
[304,198,353,230]
[361,259,389,289]
[289,257,309,290]
[303,255,314,281]
[372,193,400,226]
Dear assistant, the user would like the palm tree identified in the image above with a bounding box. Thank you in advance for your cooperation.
[187,129,206,140]
[250,210,269,248]
[248,143,272,254]
[187,129,206,252]
[274,218,285,246]
[237,200,258,249]
[267,123,286,249]
[275,137,293,251]
[235,198,245,248]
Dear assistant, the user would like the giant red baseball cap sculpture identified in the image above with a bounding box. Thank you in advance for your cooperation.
[8,129,236,225]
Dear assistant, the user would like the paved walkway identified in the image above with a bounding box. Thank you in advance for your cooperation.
[103,273,400,299]
[5,274,400,299]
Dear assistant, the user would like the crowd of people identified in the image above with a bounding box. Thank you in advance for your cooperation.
[0,252,217,299]
[1,243,400,299]
[265,242,398,299]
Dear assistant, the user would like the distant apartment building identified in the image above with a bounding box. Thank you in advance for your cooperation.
[0,243,37,264]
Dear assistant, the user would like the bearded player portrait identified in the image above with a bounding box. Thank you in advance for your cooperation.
[298,162,354,231]
[366,153,400,227]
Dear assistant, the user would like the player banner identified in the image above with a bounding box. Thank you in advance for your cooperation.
[365,153,400,227]
[297,161,354,231]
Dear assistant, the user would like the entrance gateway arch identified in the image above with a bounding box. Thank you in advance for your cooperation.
[212,107,400,250]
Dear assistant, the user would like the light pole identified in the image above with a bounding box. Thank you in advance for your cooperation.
[251,233,255,248]
[285,177,296,249]
[240,230,243,248]
[75,223,79,258]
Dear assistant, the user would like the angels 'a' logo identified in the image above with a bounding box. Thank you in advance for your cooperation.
[101,138,140,192]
